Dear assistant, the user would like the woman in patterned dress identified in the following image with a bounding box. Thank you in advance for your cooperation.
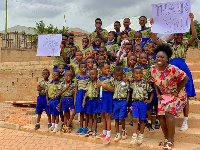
[151,44,188,150]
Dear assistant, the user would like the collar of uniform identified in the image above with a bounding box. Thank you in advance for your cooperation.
[115,78,125,82]
[83,46,89,50]
[71,56,75,59]
[171,42,183,46]
[62,81,72,85]
[124,68,133,72]
[75,61,78,65]
[95,28,104,32]
[138,27,150,32]
[76,75,90,80]
[42,79,49,81]
[138,64,150,69]
[117,32,121,36]
[99,76,112,81]
[67,43,74,46]
[126,28,132,32]
[133,79,146,84]
[105,42,116,46]
[110,61,115,64]
[93,46,100,50]
[50,80,59,84]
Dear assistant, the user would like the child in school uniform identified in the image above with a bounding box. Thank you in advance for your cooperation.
[134,45,143,63]
[148,43,156,66]
[114,21,122,46]
[70,51,83,78]
[96,63,114,144]
[107,51,117,75]
[82,68,99,137]
[138,52,154,131]
[58,71,75,133]
[69,46,77,65]
[92,36,102,51]
[133,32,146,50]
[113,66,130,142]
[35,69,51,130]
[57,64,65,83]
[82,37,93,56]
[74,62,90,134]
[130,67,154,144]
[123,18,136,44]
[124,54,137,81]
[105,31,119,53]
[138,16,151,43]
[46,71,61,133]
[97,55,107,78]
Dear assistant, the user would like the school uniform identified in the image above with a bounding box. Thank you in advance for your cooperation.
[109,61,116,74]
[90,28,108,45]
[138,64,151,82]
[169,42,196,97]
[70,56,76,64]
[66,43,80,58]
[124,68,133,79]
[130,80,153,120]
[59,76,65,83]
[71,61,81,78]
[59,82,75,111]
[116,33,122,46]
[92,46,101,52]
[149,55,156,66]
[35,80,50,115]
[46,81,61,116]
[98,76,114,113]
[82,46,93,56]
[113,80,129,119]
[75,75,90,113]
[105,42,119,53]
[85,81,100,114]
[120,57,128,68]
[97,67,102,78]
[125,28,136,43]
[138,27,151,43]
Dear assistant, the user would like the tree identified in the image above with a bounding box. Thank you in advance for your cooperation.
[185,20,200,39]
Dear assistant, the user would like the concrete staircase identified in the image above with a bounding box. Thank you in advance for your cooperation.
[21,62,200,150]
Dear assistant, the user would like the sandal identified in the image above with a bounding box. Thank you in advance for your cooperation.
[66,127,71,133]
[163,142,173,150]
[159,139,168,146]
[62,125,68,133]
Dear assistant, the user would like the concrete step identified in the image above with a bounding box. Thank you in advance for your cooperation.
[188,63,200,71]
[193,79,200,89]
[195,89,200,99]
[191,71,200,80]
[22,124,200,150]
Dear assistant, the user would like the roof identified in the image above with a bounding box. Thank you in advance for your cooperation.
[104,16,151,31]
[68,27,90,35]
[0,25,36,35]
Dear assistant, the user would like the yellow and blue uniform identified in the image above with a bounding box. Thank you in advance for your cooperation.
[90,28,108,46]
[149,55,156,66]
[113,80,129,119]
[82,46,93,56]
[169,42,195,97]
[116,33,122,46]
[46,81,61,116]
[35,80,50,115]
[98,76,114,113]
[71,61,81,79]
[138,27,151,43]
[85,81,100,114]
[105,42,119,53]
[130,80,153,120]
[138,64,151,82]
[70,56,76,64]
[124,68,133,79]
[75,75,90,113]
[125,28,136,43]
[109,61,116,74]
[59,82,75,111]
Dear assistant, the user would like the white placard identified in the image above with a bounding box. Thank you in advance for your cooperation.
[151,0,191,34]
[37,34,62,56]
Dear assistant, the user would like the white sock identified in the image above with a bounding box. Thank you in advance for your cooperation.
[156,119,159,122]
[55,124,58,129]
[48,123,51,125]
[122,129,126,132]
[117,133,120,136]
[133,133,137,137]
[62,122,64,125]
[52,123,55,128]
[139,133,144,137]
[103,130,107,135]
[36,123,40,125]
[184,117,188,124]
[107,130,111,137]
[148,120,151,124]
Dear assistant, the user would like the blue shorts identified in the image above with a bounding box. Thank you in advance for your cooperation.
[53,65,69,72]
[128,90,133,107]
[113,99,128,119]
[49,99,60,116]
[75,90,86,113]
[86,98,100,114]
[132,101,147,121]
[35,95,50,115]
[61,98,74,112]
[99,91,113,113]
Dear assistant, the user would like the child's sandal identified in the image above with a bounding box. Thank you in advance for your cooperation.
[66,127,71,133]
[159,139,168,146]
[163,142,173,150]
[62,125,67,133]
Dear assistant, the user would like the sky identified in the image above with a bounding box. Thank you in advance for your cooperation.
[0,0,200,33]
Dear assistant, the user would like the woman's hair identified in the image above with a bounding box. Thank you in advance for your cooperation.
[108,31,118,42]
[154,44,172,58]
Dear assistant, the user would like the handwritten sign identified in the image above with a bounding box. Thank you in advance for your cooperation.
[151,0,191,34]
[37,34,62,56]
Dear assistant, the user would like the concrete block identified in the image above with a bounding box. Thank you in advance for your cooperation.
[20,62,30,66]
[0,121,21,130]
[32,116,36,124]
[30,61,40,65]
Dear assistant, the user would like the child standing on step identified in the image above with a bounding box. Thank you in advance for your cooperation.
[46,71,61,133]
[35,69,51,130]
[96,62,114,144]
[113,66,130,142]
[130,67,154,145]
[82,68,99,137]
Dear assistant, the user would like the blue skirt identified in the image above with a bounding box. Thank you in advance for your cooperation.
[75,90,87,113]
[170,58,196,97]
[99,91,113,113]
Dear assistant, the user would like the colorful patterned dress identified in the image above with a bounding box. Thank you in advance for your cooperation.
[151,64,187,117]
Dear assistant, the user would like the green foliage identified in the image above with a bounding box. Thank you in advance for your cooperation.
[185,20,200,39]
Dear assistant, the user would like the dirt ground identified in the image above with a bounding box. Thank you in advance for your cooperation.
[0,103,35,126]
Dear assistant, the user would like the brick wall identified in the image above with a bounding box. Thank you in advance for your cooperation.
[0,61,53,102]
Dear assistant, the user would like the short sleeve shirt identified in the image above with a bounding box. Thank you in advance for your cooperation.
[71,61,81,77]
[98,76,114,91]
[130,80,153,100]
[124,68,133,79]
[86,81,98,99]
[126,28,136,43]
[105,43,119,53]
[74,75,90,90]
[149,55,156,66]
[121,57,128,68]
[58,82,75,97]
[81,46,93,56]
[37,80,50,95]
[138,64,151,82]
[90,28,108,45]
[46,81,60,99]
[170,42,190,60]
[113,80,130,99]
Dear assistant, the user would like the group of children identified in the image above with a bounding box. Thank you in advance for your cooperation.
[34,14,197,146]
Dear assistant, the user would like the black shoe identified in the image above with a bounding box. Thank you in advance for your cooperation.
[97,116,101,123]
[147,123,154,131]
[151,109,156,115]
[35,124,40,130]
[119,121,122,125]
[144,119,148,127]
[129,121,133,126]
[138,123,140,131]
[48,123,52,129]
[155,121,160,129]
